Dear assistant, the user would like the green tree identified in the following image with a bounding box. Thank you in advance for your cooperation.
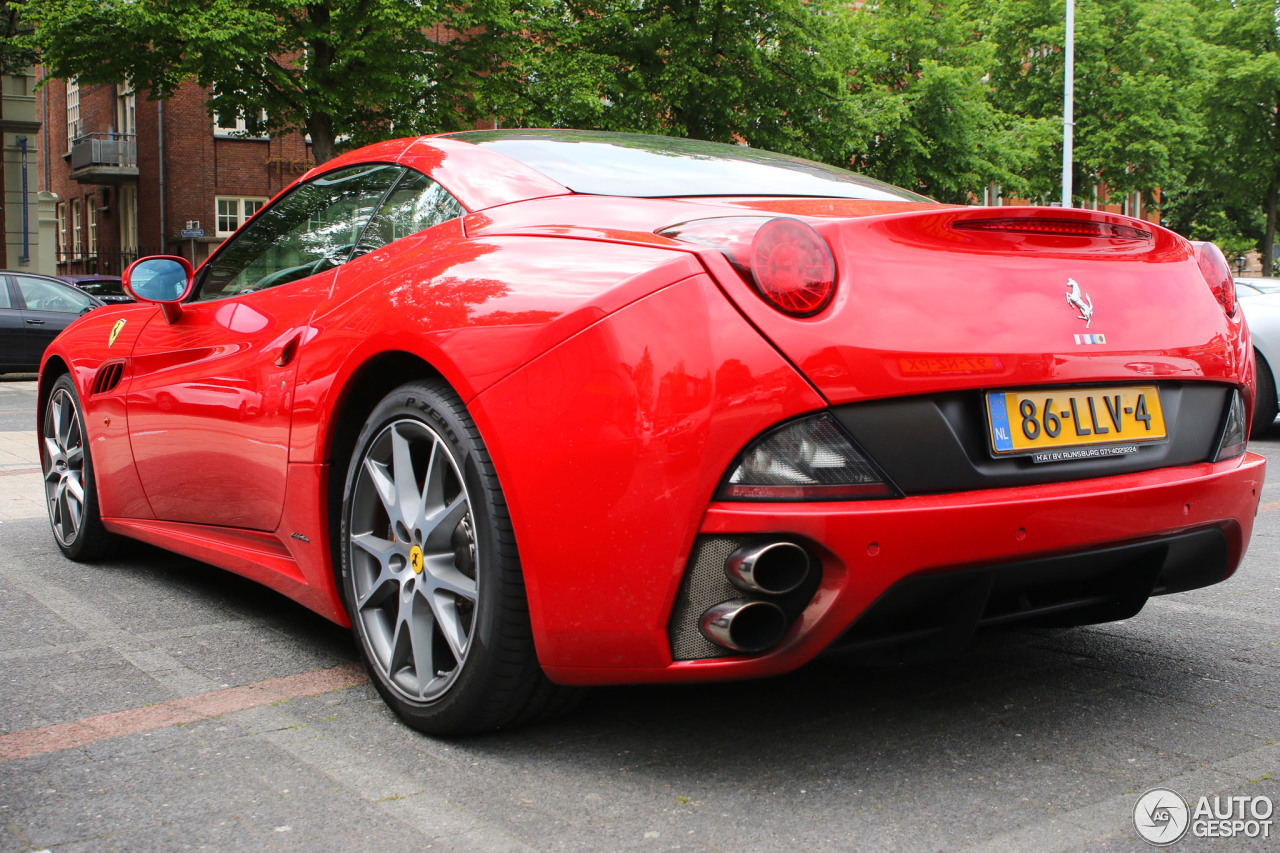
[1178,0,1280,273]
[983,0,1207,207]
[16,0,518,163]
[845,0,1048,203]
[2,0,37,75]
[493,0,895,171]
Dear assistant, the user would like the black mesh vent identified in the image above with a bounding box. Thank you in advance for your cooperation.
[667,536,823,661]
[91,361,126,395]
[669,536,749,661]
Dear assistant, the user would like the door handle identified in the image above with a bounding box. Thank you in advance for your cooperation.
[275,333,302,368]
[25,319,46,325]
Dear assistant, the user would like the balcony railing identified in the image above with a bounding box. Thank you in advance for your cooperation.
[69,133,138,183]
[57,248,159,277]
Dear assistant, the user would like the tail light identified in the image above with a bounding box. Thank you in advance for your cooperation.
[660,216,837,317]
[952,218,1152,240]
[1192,241,1238,317]
[720,414,894,500]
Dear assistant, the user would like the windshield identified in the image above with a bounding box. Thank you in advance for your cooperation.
[441,130,928,202]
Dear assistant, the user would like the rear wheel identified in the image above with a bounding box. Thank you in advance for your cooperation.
[339,379,580,734]
[40,374,116,560]
[1252,349,1278,439]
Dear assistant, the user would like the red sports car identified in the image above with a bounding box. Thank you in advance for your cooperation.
[38,130,1266,734]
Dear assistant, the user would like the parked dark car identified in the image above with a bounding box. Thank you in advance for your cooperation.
[57,274,134,304]
[0,272,103,374]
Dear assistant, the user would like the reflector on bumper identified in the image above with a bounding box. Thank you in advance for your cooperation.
[1214,390,1247,461]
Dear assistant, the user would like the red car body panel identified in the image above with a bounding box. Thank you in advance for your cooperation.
[37,132,1266,688]
[471,273,829,668]
[545,454,1264,683]
[125,271,332,530]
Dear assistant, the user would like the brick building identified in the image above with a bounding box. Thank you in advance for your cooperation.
[38,72,315,274]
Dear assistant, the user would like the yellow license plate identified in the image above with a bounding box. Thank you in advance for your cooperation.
[986,385,1166,457]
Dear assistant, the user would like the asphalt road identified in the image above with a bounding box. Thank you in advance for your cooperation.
[1,375,1278,852]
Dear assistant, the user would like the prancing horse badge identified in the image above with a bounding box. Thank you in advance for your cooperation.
[108,319,126,348]
[1065,278,1094,327]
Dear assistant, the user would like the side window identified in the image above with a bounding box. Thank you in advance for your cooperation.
[195,164,405,301]
[0,281,11,309]
[15,277,96,314]
[354,170,466,258]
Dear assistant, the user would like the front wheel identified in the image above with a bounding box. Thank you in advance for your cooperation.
[40,374,116,560]
[339,379,580,734]
[1252,349,1278,439]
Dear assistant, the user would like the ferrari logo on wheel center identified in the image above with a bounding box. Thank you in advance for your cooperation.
[409,545,424,574]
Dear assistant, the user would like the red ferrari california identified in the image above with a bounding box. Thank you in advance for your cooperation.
[38,130,1266,734]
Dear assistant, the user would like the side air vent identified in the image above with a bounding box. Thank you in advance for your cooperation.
[91,361,126,395]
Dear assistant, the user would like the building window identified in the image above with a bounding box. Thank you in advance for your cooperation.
[117,79,137,136]
[213,109,268,138]
[215,196,268,237]
[66,79,80,150]
[71,199,82,259]
[87,209,98,257]
[119,185,138,256]
[56,202,67,259]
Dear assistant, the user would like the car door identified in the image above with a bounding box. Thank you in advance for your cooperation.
[12,275,100,370]
[125,163,407,531]
[0,277,25,370]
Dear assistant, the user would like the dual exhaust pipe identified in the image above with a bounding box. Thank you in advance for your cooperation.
[699,541,813,654]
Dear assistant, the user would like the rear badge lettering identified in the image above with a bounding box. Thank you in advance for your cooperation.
[108,319,126,348]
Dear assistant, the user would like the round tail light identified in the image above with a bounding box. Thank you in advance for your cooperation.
[1193,240,1237,317]
[749,218,837,317]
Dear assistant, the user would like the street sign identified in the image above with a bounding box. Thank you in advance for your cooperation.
[180,228,204,239]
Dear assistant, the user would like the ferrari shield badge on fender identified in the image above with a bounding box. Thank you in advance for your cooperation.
[108,319,126,348]
[1066,278,1094,327]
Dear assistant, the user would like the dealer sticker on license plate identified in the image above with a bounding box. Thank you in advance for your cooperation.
[986,385,1166,462]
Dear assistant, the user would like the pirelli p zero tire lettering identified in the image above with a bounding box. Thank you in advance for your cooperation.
[1251,348,1278,439]
[339,378,580,735]
[40,374,116,561]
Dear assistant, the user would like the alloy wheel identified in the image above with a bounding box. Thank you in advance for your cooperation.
[347,418,479,702]
[42,388,86,547]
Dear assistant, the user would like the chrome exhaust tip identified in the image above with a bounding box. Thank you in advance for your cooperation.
[699,600,788,653]
[726,541,812,596]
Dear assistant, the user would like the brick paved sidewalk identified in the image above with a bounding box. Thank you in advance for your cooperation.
[0,379,45,523]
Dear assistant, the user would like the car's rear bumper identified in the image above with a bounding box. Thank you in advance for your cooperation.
[542,452,1266,685]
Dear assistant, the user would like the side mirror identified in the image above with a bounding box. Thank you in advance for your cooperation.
[123,256,195,324]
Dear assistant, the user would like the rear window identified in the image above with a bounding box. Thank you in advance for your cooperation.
[442,130,927,202]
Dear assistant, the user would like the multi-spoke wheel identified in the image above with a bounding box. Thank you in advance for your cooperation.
[340,379,580,734]
[40,374,114,560]
[348,416,479,700]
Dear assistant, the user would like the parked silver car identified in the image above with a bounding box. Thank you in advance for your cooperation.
[1236,277,1280,437]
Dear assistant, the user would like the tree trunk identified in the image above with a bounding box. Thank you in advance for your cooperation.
[1265,181,1278,277]
[307,112,337,165]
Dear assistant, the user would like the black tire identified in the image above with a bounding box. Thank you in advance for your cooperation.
[1252,349,1278,440]
[40,374,116,561]
[339,378,580,735]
